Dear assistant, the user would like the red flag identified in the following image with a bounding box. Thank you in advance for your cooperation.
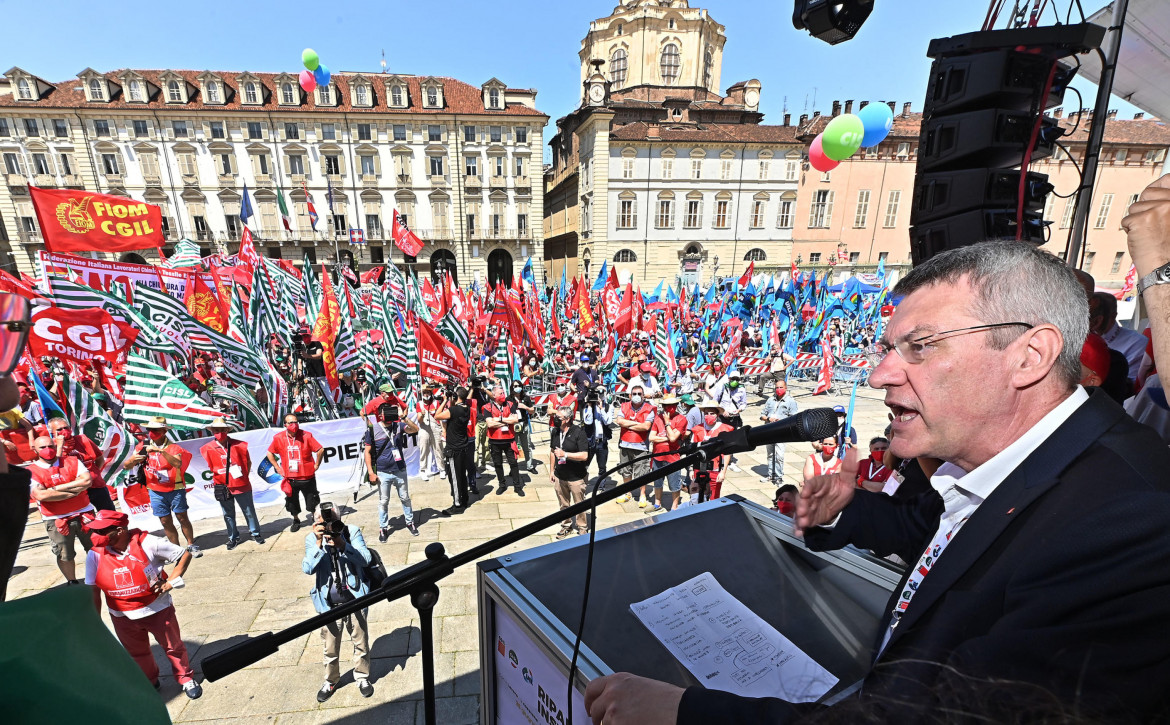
[550,289,561,340]
[311,266,342,392]
[606,264,619,291]
[417,319,470,382]
[29,307,137,371]
[29,186,163,254]
[631,286,645,331]
[391,210,424,257]
[1118,264,1137,300]
[679,285,690,326]
[360,266,384,285]
[791,260,801,286]
[614,283,635,338]
[814,337,833,395]
[0,269,41,301]
[237,227,261,274]
[185,271,227,333]
[739,261,755,287]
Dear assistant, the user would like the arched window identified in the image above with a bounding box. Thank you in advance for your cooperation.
[661,44,681,86]
[614,249,637,263]
[744,248,767,262]
[391,85,403,106]
[355,85,368,106]
[207,82,220,103]
[244,82,258,104]
[489,88,500,109]
[128,80,142,102]
[610,49,628,86]
[282,83,295,104]
[17,79,31,99]
[426,86,438,106]
[89,79,104,100]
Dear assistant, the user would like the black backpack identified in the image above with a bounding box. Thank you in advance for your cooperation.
[364,547,389,589]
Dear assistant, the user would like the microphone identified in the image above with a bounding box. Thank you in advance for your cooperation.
[697,408,839,458]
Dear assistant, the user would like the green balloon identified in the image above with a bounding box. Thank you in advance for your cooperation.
[302,48,320,71]
[821,114,865,161]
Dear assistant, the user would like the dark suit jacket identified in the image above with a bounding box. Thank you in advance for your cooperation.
[678,390,1170,724]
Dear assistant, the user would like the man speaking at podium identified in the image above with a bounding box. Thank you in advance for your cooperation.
[585,242,1170,723]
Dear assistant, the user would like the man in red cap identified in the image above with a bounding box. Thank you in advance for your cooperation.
[83,509,202,699]
[28,434,94,585]
[626,361,662,399]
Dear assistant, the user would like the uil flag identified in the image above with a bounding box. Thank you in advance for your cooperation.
[302,183,318,230]
[29,186,164,254]
[349,228,365,245]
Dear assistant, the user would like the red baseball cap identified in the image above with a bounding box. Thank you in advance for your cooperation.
[1080,333,1111,381]
[82,509,129,532]
[639,361,655,374]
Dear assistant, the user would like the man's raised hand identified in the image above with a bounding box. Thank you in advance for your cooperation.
[794,446,859,537]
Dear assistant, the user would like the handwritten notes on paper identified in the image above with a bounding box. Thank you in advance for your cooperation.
[630,572,838,702]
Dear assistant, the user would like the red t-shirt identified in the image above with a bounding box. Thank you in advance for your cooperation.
[856,458,894,487]
[141,442,192,493]
[651,414,689,464]
[267,430,323,480]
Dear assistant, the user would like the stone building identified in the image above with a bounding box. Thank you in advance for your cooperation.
[545,0,802,288]
[0,66,547,286]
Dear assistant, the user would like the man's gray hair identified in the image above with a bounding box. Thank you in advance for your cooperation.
[894,241,1087,386]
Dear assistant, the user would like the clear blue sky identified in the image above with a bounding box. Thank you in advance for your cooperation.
[3,0,1135,162]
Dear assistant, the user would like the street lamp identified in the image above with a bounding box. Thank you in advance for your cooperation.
[434,255,446,285]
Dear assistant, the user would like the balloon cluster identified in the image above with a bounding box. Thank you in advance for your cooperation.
[808,102,895,172]
[298,48,330,94]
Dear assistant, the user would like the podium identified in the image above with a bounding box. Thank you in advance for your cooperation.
[477,495,904,724]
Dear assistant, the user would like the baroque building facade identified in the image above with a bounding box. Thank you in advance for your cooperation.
[545,0,802,289]
[0,65,547,286]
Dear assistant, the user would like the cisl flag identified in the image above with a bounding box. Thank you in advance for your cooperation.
[29,187,164,254]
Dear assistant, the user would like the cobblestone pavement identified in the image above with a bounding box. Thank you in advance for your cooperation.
[8,380,892,724]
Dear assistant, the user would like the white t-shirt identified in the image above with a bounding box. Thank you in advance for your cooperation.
[85,533,186,619]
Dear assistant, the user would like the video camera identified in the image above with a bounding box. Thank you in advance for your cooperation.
[319,501,347,541]
[469,375,487,389]
[585,385,602,405]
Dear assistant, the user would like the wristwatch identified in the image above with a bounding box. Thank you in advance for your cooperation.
[1138,261,1170,296]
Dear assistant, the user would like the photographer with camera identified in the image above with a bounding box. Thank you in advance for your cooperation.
[302,502,374,702]
[435,385,475,511]
[508,380,538,474]
[484,385,523,495]
[580,384,614,485]
[364,403,420,541]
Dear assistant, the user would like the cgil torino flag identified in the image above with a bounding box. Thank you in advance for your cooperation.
[29,186,164,254]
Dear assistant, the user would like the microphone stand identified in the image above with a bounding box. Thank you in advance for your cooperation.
[200,430,759,724]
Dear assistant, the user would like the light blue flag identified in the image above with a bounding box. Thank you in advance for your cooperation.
[592,260,609,292]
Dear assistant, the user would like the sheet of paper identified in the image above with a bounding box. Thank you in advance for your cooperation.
[630,571,839,703]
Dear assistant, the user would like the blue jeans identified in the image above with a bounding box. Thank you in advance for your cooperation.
[220,489,261,540]
[766,443,786,481]
[377,470,412,529]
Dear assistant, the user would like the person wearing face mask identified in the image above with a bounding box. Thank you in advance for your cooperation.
[627,361,662,399]
[571,354,597,394]
[717,371,750,473]
[773,484,798,517]
[435,385,476,509]
[364,404,420,539]
[703,360,728,402]
[199,417,262,550]
[484,386,524,495]
[670,356,697,395]
[29,434,94,585]
[550,404,591,538]
[581,385,614,484]
[803,436,843,483]
[266,414,325,532]
[647,396,688,512]
[688,401,734,501]
[123,417,199,557]
[522,356,542,384]
[509,381,538,473]
[81,509,202,699]
[760,379,799,485]
[47,416,115,512]
[614,385,657,507]
[547,381,578,433]
[415,388,444,482]
[856,436,894,492]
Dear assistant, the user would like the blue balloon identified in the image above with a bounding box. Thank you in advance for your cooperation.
[313,64,331,87]
[857,102,894,147]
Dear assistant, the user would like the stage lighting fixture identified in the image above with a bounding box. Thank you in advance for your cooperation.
[792,0,874,45]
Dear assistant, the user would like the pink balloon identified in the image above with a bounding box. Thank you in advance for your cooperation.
[809,134,840,173]
[299,70,317,93]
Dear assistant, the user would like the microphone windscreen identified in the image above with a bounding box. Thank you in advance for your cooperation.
[800,408,841,441]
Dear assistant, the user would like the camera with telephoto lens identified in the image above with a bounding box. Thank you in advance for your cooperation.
[585,385,601,404]
[319,501,347,540]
